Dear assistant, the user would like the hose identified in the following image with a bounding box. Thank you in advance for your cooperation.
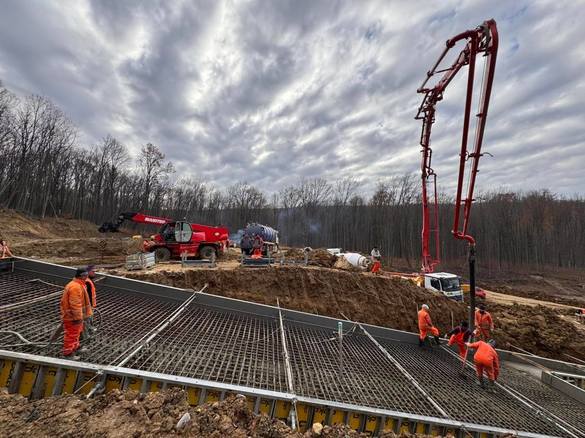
[0,330,50,348]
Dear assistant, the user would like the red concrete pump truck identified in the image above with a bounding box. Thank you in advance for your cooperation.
[415,20,498,330]
[99,212,229,262]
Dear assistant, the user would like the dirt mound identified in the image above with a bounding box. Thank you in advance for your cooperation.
[0,208,103,244]
[123,266,465,334]
[0,388,436,438]
[492,303,585,359]
[281,248,337,268]
[333,256,359,271]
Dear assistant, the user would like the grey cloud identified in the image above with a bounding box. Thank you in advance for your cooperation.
[0,0,583,196]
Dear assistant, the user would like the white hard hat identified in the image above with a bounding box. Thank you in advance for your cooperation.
[422,304,429,310]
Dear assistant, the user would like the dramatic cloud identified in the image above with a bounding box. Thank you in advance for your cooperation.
[1,0,584,196]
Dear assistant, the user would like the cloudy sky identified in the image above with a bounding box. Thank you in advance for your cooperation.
[0,0,584,196]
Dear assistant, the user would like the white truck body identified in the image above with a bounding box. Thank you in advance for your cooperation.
[424,272,463,301]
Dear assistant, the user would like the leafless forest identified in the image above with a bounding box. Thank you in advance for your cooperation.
[1,82,583,269]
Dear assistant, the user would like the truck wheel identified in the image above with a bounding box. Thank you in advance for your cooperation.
[154,247,171,262]
[199,246,216,260]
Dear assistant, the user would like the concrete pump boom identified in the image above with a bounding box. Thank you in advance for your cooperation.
[415,19,498,329]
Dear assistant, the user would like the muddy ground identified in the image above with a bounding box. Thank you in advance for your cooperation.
[0,388,433,438]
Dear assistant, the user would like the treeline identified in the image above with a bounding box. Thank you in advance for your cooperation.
[1,82,584,269]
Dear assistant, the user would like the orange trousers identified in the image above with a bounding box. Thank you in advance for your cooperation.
[475,360,497,381]
[63,320,83,356]
[448,336,468,360]
[476,327,491,341]
[419,326,439,340]
[251,248,262,259]
[371,261,381,273]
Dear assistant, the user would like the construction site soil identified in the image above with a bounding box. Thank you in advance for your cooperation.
[0,388,434,438]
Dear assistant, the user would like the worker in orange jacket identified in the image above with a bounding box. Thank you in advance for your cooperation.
[446,320,473,360]
[467,339,499,391]
[60,268,89,358]
[251,234,264,259]
[82,265,98,338]
[474,304,494,340]
[418,304,440,347]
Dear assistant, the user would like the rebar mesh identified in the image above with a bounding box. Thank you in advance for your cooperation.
[379,340,565,436]
[1,268,583,437]
[285,322,441,417]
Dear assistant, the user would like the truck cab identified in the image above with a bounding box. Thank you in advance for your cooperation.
[424,272,463,301]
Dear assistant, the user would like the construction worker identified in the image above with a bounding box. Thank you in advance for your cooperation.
[83,265,98,336]
[474,304,494,340]
[60,268,89,359]
[251,234,263,259]
[446,320,473,360]
[418,304,440,347]
[370,246,381,261]
[0,239,13,258]
[240,234,252,255]
[370,246,381,274]
[466,339,499,391]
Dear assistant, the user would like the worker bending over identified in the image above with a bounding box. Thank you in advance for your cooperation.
[474,304,494,340]
[418,304,440,347]
[60,268,90,359]
[467,339,499,391]
[446,320,473,360]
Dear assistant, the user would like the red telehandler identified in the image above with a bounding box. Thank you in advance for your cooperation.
[415,20,498,330]
[99,212,229,262]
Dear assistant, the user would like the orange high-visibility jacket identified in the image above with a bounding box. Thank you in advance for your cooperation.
[60,278,88,322]
[418,309,433,330]
[86,278,97,308]
[475,310,494,331]
[469,341,500,370]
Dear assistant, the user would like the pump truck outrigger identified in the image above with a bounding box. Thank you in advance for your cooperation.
[99,212,229,262]
[415,19,498,323]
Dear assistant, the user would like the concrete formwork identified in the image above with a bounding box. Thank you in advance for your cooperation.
[1,258,584,437]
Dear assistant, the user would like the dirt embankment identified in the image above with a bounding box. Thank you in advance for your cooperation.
[119,267,585,361]
[0,208,104,244]
[122,266,466,333]
[0,208,134,266]
[0,388,432,438]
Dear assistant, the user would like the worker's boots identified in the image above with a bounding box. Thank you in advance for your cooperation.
[477,376,485,389]
[434,335,441,346]
[487,380,496,393]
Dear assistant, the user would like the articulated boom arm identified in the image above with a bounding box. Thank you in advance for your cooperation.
[98,212,173,233]
[415,19,498,273]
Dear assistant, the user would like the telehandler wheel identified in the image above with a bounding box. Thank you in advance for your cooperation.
[154,247,171,262]
[199,246,216,260]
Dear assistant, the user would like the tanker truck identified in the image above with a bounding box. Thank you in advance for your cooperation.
[240,223,279,256]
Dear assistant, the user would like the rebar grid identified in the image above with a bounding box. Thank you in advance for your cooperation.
[122,304,288,392]
[0,271,181,362]
[284,322,441,417]
[0,271,60,306]
[499,366,585,432]
[379,340,563,436]
[2,268,584,437]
